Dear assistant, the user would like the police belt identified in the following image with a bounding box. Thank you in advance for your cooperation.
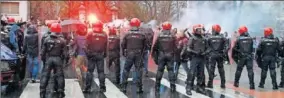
[46,54,62,57]
[88,52,105,56]
[126,49,143,53]
[158,50,174,54]
[108,48,120,52]
[109,50,120,54]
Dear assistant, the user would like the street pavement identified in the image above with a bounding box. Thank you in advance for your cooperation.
[2,56,284,98]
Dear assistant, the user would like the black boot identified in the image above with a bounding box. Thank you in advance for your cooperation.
[250,85,255,90]
[207,81,213,88]
[136,86,143,94]
[186,85,192,95]
[40,91,46,98]
[234,82,239,87]
[170,84,176,92]
[279,82,284,88]
[57,91,65,98]
[120,84,127,93]
[258,83,264,88]
[83,87,91,93]
[100,86,106,92]
[220,84,226,89]
[273,84,278,90]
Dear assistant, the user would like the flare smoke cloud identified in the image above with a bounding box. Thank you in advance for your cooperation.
[172,1,281,37]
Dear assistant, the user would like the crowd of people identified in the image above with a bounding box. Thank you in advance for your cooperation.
[2,16,284,98]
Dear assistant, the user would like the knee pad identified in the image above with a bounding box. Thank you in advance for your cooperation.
[269,65,276,70]
[98,68,104,73]
[248,70,254,76]
[87,71,94,75]
[270,69,276,75]
[237,66,243,70]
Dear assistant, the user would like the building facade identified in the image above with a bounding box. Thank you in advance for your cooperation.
[0,1,29,21]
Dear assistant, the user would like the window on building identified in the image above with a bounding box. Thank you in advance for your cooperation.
[1,2,20,15]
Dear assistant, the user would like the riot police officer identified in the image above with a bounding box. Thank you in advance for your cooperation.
[107,26,121,84]
[206,24,227,88]
[182,24,207,95]
[83,21,108,93]
[256,27,279,90]
[152,22,177,93]
[120,18,147,93]
[40,23,67,98]
[279,40,284,88]
[23,25,39,83]
[233,26,255,89]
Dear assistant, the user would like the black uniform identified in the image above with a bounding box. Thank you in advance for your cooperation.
[41,31,51,64]
[84,31,108,93]
[108,32,121,84]
[40,33,67,98]
[121,28,147,93]
[233,33,255,89]
[206,33,227,88]
[41,31,60,92]
[152,30,177,92]
[256,35,280,89]
[279,40,284,88]
[182,33,207,95]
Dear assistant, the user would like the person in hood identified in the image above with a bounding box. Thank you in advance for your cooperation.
[256,27,280,90]
[23,25,40,83]
[233,26,255,90]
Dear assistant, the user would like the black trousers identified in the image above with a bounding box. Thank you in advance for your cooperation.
[121,50,143,88]
[208,55,225,85]
[40,57,65,94]
[156,53,175,84]
[234,56,254,86]
[108,51,120,81]
[186,56,205,90]
[85,55,105,90]
[259,56,277,86]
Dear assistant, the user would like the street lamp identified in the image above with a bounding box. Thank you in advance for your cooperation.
[79,2,86,23]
